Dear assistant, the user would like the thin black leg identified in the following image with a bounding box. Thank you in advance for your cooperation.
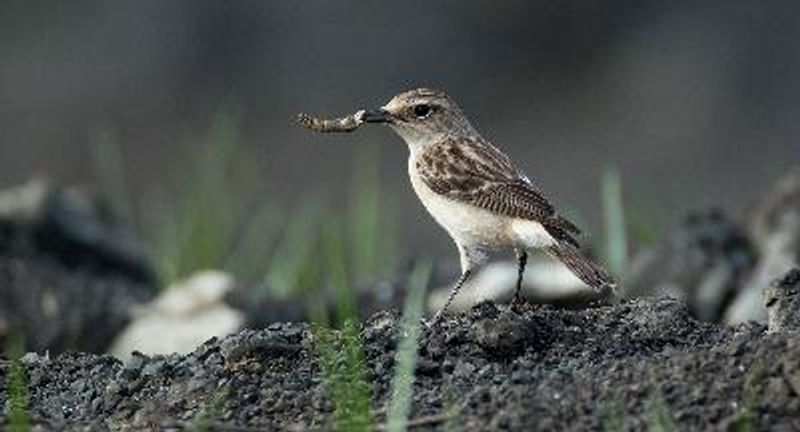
[512,250,528,307]
[430,269,473,326]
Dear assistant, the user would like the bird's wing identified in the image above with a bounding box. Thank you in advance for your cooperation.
[416,137,581,246]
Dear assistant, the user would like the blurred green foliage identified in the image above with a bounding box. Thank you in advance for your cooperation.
[4,333,31,432]
[313,320,374,432]
[729,363,766,432]
[152,108,262,285]
[186,391,227,432]
[91,109,401,294]
[645,389,675,432]
[90,124,132,226]
[599,400,624,432]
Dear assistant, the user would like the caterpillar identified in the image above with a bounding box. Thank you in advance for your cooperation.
[296,110,365,133]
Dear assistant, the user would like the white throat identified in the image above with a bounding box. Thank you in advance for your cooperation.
[388,124,443,155]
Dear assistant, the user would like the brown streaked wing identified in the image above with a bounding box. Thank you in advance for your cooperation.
[416,137,581,246]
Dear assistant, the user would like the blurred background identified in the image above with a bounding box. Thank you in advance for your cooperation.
[3,1,799,250]
[2,1,800,353]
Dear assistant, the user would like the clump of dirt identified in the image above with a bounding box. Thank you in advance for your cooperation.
[3,298,799,430]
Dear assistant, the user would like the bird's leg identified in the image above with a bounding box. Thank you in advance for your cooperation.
[511,249,528,309]
[430,269,473,326]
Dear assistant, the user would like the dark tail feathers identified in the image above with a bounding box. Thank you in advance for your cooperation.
[546,242,615,290]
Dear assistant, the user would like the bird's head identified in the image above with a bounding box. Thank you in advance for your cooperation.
[362,88,477,146]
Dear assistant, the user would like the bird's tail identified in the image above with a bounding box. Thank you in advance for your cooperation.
[546,242,615,290]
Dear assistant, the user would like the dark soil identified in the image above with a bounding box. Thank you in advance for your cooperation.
[3,298,799,431]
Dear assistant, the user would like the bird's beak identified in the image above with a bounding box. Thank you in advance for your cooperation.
[362,108,391,124]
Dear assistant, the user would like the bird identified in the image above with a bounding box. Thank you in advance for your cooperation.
[359,87,615,323]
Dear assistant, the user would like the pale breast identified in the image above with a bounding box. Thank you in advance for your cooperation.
[408,154,511,249]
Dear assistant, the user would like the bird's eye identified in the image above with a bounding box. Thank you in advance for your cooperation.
[413,104,432,119]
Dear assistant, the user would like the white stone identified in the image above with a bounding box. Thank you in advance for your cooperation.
[109,270,244,361]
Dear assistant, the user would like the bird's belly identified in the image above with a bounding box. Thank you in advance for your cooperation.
[409,169,510,249]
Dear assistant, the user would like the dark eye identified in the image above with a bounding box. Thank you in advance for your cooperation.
[413,104,432,118]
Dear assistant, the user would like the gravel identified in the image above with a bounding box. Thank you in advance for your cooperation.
[2,298,799,430]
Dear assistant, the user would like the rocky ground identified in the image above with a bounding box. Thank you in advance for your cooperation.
[3,170,800,431]
[2,298,799,431]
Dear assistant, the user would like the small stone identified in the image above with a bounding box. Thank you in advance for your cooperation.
[120,352,146,380]
[453,361,476,379]
[415,358,440,376]
[472,312,533,355]
[21,352,49,366]
[511,369,533,384]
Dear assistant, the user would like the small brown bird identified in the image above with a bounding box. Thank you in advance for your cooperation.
[307,87,615,323]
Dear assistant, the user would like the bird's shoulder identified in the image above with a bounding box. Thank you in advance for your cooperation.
[415,135,517,188]
[415,136,581,245]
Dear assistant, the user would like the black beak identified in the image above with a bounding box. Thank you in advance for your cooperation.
[362,108,391,123]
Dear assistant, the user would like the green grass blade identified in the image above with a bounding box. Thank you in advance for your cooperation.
[89,124,132,225]
[645,389,675,432]
[224,203,284,287]
[601,166,628,276]
[5,333,31,432]
[349,145,399,283]
[313,321,374,432]
[323,218,357,324]
[386,261,432,432]
[264,200,325,298]
[186,391,227,432]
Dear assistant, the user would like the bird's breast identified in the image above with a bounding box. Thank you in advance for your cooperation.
[407,155,510,249]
